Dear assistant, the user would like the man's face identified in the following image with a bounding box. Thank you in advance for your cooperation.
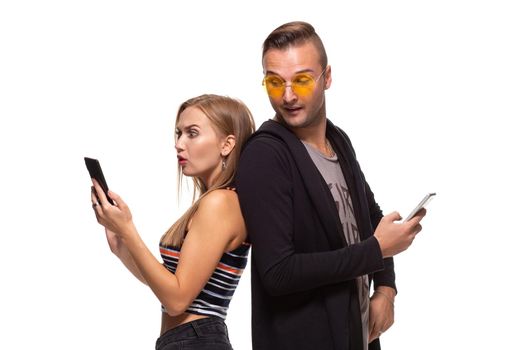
[262,41,331,130]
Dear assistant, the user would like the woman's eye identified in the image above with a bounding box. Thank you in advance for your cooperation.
[188,130,198,138]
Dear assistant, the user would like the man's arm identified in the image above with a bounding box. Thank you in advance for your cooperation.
[340,125,397,292]
[365,180,397,292]
[237,138,386,296]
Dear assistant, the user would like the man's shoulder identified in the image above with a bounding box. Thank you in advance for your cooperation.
[238,123,295,174]
[241,134,290,165]
[326,119,351,141]
[243,120,290,154]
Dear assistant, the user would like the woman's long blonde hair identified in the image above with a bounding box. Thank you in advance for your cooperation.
[160,94,255,247]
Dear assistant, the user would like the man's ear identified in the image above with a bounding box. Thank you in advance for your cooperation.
[324,65,332,90]
[221,135,237,157]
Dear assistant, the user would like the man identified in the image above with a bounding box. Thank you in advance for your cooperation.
[236,21,426,350]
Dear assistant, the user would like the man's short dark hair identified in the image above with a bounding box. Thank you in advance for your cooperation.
[262,21,328,69]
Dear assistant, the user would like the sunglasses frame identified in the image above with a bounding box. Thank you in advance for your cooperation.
[262,67,327,98]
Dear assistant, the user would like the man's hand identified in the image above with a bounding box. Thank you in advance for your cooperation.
[368,287,395,343]
[374,209,426,257]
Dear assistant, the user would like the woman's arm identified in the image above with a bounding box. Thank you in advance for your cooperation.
[92,187,147,284]
[105,228,148,285]
[92,181,244,316]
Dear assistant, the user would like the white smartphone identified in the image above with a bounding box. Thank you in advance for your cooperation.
[403,192,436,222]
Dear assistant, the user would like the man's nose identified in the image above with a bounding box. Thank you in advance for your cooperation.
[282,84,297,103]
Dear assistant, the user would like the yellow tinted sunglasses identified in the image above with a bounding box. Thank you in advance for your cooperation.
[262,68,326,98]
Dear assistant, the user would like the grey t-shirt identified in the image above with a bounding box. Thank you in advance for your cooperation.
[303,141,370,349]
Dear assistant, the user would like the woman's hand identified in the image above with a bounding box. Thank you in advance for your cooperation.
[90,179,134,238]
[90,180,149,285]
[105,227,124,255]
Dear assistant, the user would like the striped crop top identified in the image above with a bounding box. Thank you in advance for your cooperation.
[159,242,250,319]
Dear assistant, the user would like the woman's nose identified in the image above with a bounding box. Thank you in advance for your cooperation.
[175,136,184,151]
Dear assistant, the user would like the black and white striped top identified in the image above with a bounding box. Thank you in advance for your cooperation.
[159,242,250,319]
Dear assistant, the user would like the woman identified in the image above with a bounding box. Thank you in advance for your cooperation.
[90,94,255,349]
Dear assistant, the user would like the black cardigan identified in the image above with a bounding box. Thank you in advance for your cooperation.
[236,119,396,350]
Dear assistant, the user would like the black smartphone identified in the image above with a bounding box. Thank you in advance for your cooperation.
[403,192,436,222]
[84,157,115,205]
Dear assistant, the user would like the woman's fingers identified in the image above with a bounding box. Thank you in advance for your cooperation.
[91,179,111,207]
[91,186,102,216]
[107,190,127,210]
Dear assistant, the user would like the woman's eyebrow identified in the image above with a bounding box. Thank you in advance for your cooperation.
[176,123,200,131]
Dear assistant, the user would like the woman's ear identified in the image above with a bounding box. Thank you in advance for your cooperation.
[221,135,236,157]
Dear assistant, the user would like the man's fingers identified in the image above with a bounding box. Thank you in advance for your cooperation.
[368,319,381,342]
[414,207,427,219]
[385,211,402,222]
[405,208,426,231]
[409,208,427,223]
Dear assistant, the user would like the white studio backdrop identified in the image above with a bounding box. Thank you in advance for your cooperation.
[1,0,524,349]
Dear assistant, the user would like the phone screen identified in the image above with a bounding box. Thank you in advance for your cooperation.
[84,157,115,205]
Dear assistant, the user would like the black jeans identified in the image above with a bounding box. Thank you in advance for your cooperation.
[155,317,233,350]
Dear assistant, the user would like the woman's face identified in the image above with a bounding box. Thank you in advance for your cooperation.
[175,106,225,187]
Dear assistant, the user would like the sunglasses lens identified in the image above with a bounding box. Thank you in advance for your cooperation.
[292,74,315,97]
[264,76,285,98]
[263,73,317,98]
[267,86,285,99]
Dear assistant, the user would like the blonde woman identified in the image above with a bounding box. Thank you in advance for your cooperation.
[90,94,255,349]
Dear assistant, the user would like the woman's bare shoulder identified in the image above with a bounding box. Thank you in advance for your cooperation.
[192,189,242,227]
[199,188,239,209]
[192,189,245,245]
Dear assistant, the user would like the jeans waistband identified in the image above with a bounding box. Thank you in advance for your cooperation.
[156,317,229,349]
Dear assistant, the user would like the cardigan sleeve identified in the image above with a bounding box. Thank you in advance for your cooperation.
[336,125,397,292]
[365,179,397,292]
[236,136,386,296]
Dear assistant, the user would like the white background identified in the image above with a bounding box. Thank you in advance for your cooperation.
[1,1,524,349]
